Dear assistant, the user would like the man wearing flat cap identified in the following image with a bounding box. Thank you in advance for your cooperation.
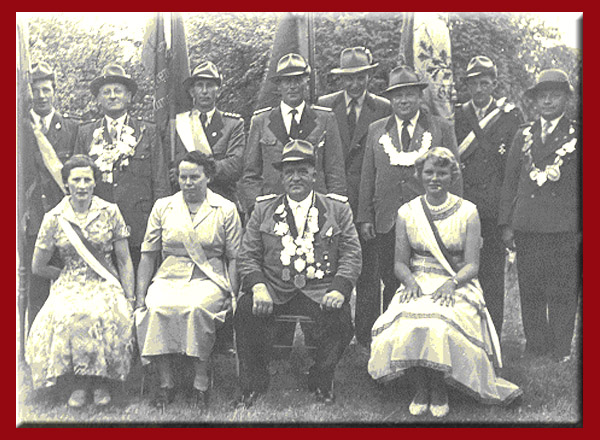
[240,53,347,217]
[499,68,580,363]
[357,65,461,335]
[235,139,361,408]
[317,47,392,349]
[75,64,171,270]
[171,61,245,205]
[21,61,79,327]
[454,56,523,335]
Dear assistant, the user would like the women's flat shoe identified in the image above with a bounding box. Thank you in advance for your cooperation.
[192,389,209,411]
[429,402,450,418]
[152,386,175,412]
[409,400,429,416]
[68,389,87,408]
[93,388,111,406]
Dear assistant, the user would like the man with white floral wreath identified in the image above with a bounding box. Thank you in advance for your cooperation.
[357,65,461,333]
[75,64,171,270]
[499,68,580,363]
[235,139,362,408]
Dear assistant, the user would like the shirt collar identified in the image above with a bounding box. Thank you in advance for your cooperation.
[395,109,420,129]
[31,108,55,129]
[286,190,314,211]
[281,100,306,120]
[193,107,216,125]
[471,97,493,115]
[344,91,366,109]
[540,113,564,132]
[105,113,128,127]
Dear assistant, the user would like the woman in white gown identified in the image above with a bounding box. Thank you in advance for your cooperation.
[368,147,521,418]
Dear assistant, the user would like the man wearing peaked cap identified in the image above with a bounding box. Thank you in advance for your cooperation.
[21,61,79,328]
[172,61,245,205]
[317,47,392,349]
[454,55,523,335]
[235,138,361,407]
[357,65,461,338]
[499,67,580,363]
[75,64,171,271]
[240,53,347,217]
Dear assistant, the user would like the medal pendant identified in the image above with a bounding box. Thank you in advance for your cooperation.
[293,274,306,289]
[546,165,561,182]
[529,169,538,181]
[282,268,291,281]
[536,172,547,186]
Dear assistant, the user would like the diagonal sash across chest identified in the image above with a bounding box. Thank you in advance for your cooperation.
[30,121,68,194]
[176,111,213,156]
[458,101,506,158]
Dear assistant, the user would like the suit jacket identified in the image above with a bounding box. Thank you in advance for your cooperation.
[317,91,392,215]
[74,115,171,247]
[238,192,362,304]
[239,104,348,213]
[498,116,580,233]
[357,111,461,234]
[455,99,523,219]
[22,111,79,237]
[173,109,245,203]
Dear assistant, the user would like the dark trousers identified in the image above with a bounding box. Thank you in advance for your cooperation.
[24,236,56,330]
[354,234,381,346]
[377,229,401,314]
[479,219,506,335]
[234,292,353,393]
[514,231,580,358]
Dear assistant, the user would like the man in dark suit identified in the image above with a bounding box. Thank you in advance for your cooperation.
[499,69,580,363]
[21,61,79,328]
[235,139,361,408]
[454,56,523,335]
[75,64,171,270]
[357,65,461,328]
[317,47,392,348]
[171,61,245,205]
[240,53,347,217]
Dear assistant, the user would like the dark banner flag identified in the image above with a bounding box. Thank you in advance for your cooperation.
[142,12,193,162]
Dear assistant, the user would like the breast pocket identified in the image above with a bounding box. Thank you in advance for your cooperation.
[130,151,152,177]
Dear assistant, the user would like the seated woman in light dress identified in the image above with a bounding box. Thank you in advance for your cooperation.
[368,147,521,418]
[135,151,242,411]
[26,155,135,408]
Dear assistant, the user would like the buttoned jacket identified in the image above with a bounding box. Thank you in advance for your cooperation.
[238,192,362,304]
[498,117,580,233]
[317,91,392,215]
[357,111,461,234]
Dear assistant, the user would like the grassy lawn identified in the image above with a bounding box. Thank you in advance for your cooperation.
[16,260,581,426]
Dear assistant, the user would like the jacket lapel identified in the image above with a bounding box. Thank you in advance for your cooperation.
[385,116,402,152]
[535,116,570,162]
[267,106,290,146]
[298,104,317,140]
[206,111,224,147]
[408,111,429,152]
[332,93,351,148]
[350,93,375,147]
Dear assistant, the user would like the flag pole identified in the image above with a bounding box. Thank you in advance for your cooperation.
[307,12,316,104]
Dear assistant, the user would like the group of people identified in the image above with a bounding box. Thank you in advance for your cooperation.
[20,44,580,419]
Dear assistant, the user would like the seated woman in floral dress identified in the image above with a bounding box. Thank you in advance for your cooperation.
[26,155,135,408]
[135,151,242,411]
[368,148,521,418]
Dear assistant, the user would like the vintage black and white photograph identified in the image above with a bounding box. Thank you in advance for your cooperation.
[16,11,582,426]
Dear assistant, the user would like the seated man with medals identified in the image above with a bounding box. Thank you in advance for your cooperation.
[234,139,362,408]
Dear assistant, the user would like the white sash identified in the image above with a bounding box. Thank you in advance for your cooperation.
[30,121,67,193]
[458,97,507,157]
[175,111,212,156]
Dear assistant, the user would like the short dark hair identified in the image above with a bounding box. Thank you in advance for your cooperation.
[177,151,216,180]
[414,147,461,182]
[61,154,101,188]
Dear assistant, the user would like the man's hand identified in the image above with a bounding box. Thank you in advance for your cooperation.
[321,290,345,311]
[252,283,273,316]
[360,222,376,241]
[501,226,515,250]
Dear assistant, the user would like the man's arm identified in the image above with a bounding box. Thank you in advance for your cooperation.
[322,112,348,196]
[498,128,524,249]
[356,125,377,226]
[239,115,263,214]
[214,117,245,187]
[329,202,362,300]
[440,119,463,196]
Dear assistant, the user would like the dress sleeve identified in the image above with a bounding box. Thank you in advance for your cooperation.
[110,204,130,241]
[223,204,242,261]
[141,199,164,252]
[34,213,57,251]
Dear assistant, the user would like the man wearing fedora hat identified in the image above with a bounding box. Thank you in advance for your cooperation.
[454,56,523,335]
[240,53,347,217]
[357,65,461,334]
[317,47,392,348]
[21,61,79,328]
[235,139,361,407]
[171,61,245,205]
[75,64,171,270]
[499,68,580,363]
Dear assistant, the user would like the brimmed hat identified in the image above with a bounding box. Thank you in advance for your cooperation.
[464,55,497,80]
[30,61,55,83]
[270,53,311,82]
[183,61,222,90]
[330,47,378,75]
[383,66,429,95]
[90,64,138,97]
[272,139,316,170]
[524,69,574,98]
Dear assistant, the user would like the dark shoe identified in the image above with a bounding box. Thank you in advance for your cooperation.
[191,388,209,411]
[233,390,262,409]
[314,387,335,405]
[152,386,174,412]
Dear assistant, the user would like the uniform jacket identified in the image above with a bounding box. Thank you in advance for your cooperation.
[357,111,461,234]
[455,99,523,219]
[317,91,392,215]
[498,116,580,233]
[173,109,245,203]
[22,111,79,237]
[238,192,362,304]
[74,115,171,247]
[239,104,348,213]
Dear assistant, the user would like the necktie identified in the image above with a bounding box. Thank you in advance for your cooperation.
[41,117,49,135]
[541,121,552,144]
[401,120,411,152]
[200,112,208,129]
[289,109,300,139]
[109,120,119,142]
[294,204,305,236]
[347,98,358,138]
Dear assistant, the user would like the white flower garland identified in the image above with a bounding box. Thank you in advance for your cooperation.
[379,130,432,166]
[89,123,144,183]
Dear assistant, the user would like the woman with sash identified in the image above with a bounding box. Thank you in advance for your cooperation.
[368,147,521,418]
[26,155,135,408]
[135,151,241,411]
